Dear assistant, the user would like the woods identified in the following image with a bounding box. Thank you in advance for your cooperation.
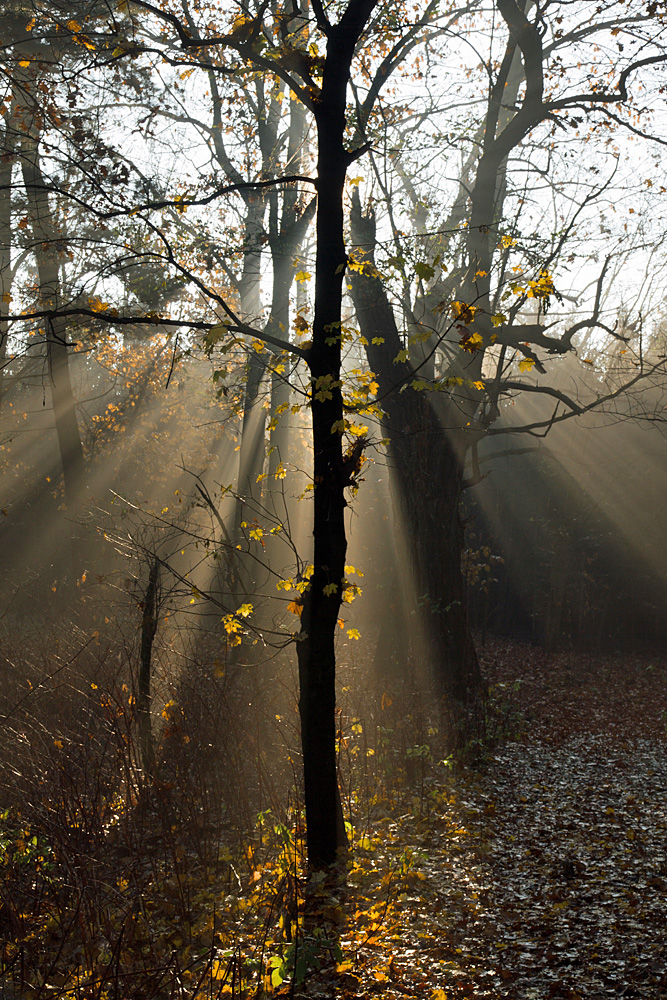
[2,0,667,996]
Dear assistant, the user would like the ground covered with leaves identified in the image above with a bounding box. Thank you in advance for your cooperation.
[286,644,667,999]
[1,640,666,1000]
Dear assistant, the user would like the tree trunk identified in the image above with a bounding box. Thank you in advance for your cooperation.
[267,93,311,486]
[297,1,379,867]
[297,144,349,868]
[21,135,86,522]
[348,197,482,702]
[234,348,268,536]
[233,193,269,548]
[138,557,160,778]
[0,148,12,411]
[267,253,294,484]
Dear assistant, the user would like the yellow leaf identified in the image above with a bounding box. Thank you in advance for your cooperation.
[88,296,109,313]
[221,614,241,634]
[236,603,253,617]
[67,19,82,30]
[451,300,478,324]
[211,959,227,980]
[295,270,311,282]
[287,600,303,617]
[518,357,535,372]
[19,60,31,67]
[347,628,361,640]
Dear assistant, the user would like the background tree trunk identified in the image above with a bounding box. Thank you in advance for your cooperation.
[349,196,482,702]
[21,135,86,522]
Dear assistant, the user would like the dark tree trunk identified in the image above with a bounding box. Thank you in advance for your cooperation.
[297,0,379,868]
[349,196,482,702]
[297,143,349,869]
[344,13,532,702]
[138,558,160,778]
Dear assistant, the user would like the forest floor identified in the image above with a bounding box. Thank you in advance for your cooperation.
[2,639,667,1000]
[297,641,667,1000]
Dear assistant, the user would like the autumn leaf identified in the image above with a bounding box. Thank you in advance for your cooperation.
[451,300,478,325]
[414,261,435,282]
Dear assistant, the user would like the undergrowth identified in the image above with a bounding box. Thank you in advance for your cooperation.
[0,617,490,1000]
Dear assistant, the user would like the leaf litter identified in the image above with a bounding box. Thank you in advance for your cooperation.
[294,642,667,998]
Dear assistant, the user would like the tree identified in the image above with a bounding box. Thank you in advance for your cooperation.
[97,0,454,867]
[345,0,667,697]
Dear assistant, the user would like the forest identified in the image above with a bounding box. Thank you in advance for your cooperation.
[1,0,667,997]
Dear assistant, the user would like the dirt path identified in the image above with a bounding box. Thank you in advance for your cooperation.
[305,645,667,999]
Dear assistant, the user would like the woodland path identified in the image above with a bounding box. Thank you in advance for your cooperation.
[303,644,667,1000]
